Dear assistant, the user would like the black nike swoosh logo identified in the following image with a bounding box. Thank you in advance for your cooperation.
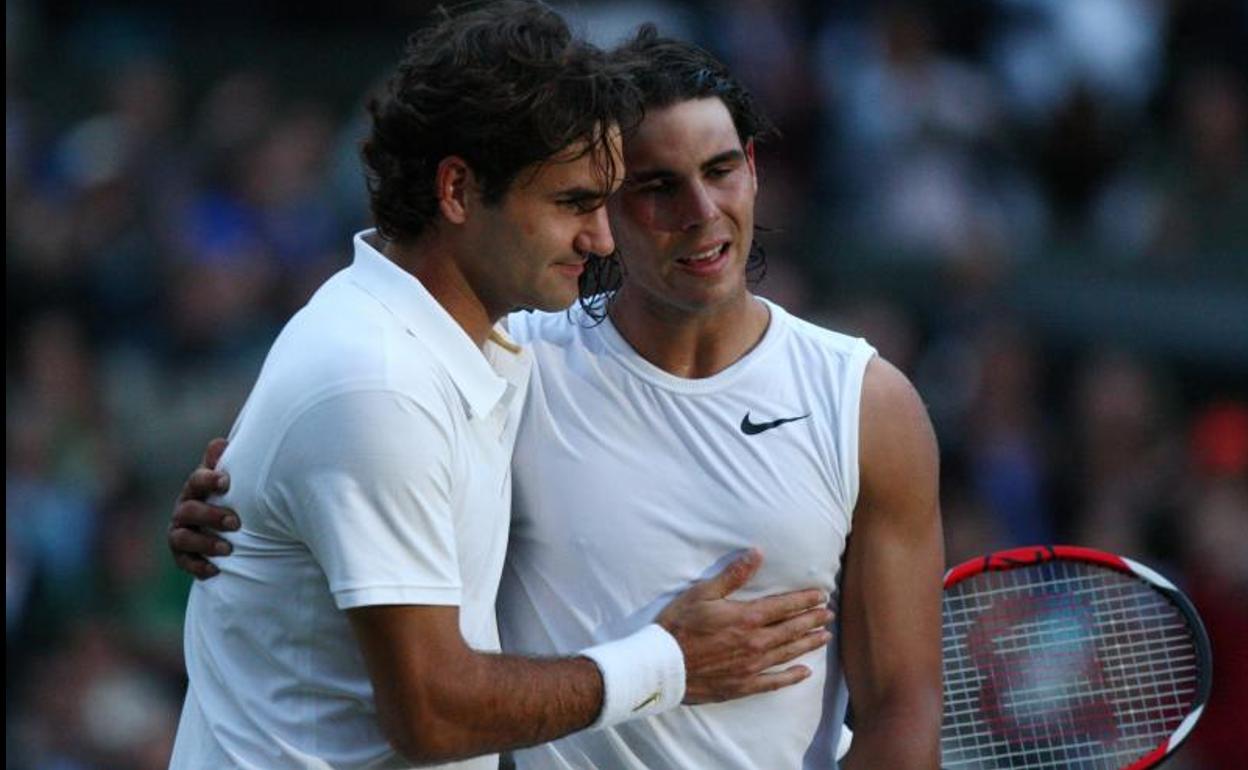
[740,412,811,435]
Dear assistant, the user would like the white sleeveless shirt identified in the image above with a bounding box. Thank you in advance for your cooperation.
[500,298,875,769]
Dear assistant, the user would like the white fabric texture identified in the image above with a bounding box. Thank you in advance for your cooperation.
[500,298,875,769]
[581,623,687,729]
[170,231,529,770]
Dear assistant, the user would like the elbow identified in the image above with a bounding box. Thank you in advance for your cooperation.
[849,688,943,769]
[893,687,943,755]
[904,689,943,747]
[386,728,452,767]
[376,682,478,766]
[845,727,940,770]
[885,729,940,769]
[382,710,467,766]
[349,604,487,764]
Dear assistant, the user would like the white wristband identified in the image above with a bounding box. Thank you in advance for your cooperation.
[580,623,686,729]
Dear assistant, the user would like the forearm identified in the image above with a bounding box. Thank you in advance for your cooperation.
[391,650,603,763]
[352,551,834,764]
[365,617,684,765]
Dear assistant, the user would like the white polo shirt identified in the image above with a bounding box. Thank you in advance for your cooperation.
[170,230,530,770]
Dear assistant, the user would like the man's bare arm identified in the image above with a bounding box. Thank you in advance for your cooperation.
[840,358,944,770]
[348,604,601,762]
[351,551,830,764]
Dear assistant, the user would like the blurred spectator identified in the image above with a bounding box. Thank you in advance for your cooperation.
[8,314,112,617]
[990,0,1166,123]
[1190,401,1248,479]
[818,294,922,376]
[1065,351,1183,559]
[815,2,1023,263]
[963,321,1053,546]
[1151,66,1248,264]
[1177,401,1248,767]
[9,620,181,770]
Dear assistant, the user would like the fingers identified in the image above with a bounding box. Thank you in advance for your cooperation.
[684,664,814,704]
[202,437,229,469]
[178,438,230,503]
[168,511,234,580]
[169,523,233,557]
[734,587,828,626]
[174,552,221,580]
[698,606,833,676]
[765,604,834,639]
[178,467,229,504]
[171,500,239,532]
[687,548,763,601]
[169,442,235,583]
[743,627,831,674]
[725,664,814,697]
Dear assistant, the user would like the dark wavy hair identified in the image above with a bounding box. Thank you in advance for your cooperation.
[362,1,638,245]
[578,23,779,322]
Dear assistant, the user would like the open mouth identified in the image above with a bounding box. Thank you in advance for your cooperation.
[677,242,730,265]
[675,242,730,274]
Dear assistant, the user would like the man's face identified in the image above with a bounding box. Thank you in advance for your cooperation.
[609,97,758,316]
[462,128,623,315]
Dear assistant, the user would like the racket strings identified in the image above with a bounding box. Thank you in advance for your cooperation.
[940,561,1200,769]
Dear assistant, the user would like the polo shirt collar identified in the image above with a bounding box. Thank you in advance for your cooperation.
[348,229,509,419]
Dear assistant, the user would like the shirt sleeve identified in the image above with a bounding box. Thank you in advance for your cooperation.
[263,388,463,610]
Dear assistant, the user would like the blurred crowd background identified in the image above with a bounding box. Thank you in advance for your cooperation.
[6,0,1246,767]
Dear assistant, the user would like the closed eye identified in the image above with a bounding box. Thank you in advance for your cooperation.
[557,195,608,213]
[625,177,677,196]
[641,180,677,195]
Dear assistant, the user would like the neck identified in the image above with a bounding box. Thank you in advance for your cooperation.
[382,234,496,348]
[608,288,770,379]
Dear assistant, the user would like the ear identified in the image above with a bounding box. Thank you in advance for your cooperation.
[744,138,759,193]
[435,155,476,225]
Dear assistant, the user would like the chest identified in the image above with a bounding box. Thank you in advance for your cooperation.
[450,391,526,564]
[510,359,854,602]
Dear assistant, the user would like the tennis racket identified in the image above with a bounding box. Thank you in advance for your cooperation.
[940,545,1212,770]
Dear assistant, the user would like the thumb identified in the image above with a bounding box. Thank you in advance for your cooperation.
[695,548,762,600]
